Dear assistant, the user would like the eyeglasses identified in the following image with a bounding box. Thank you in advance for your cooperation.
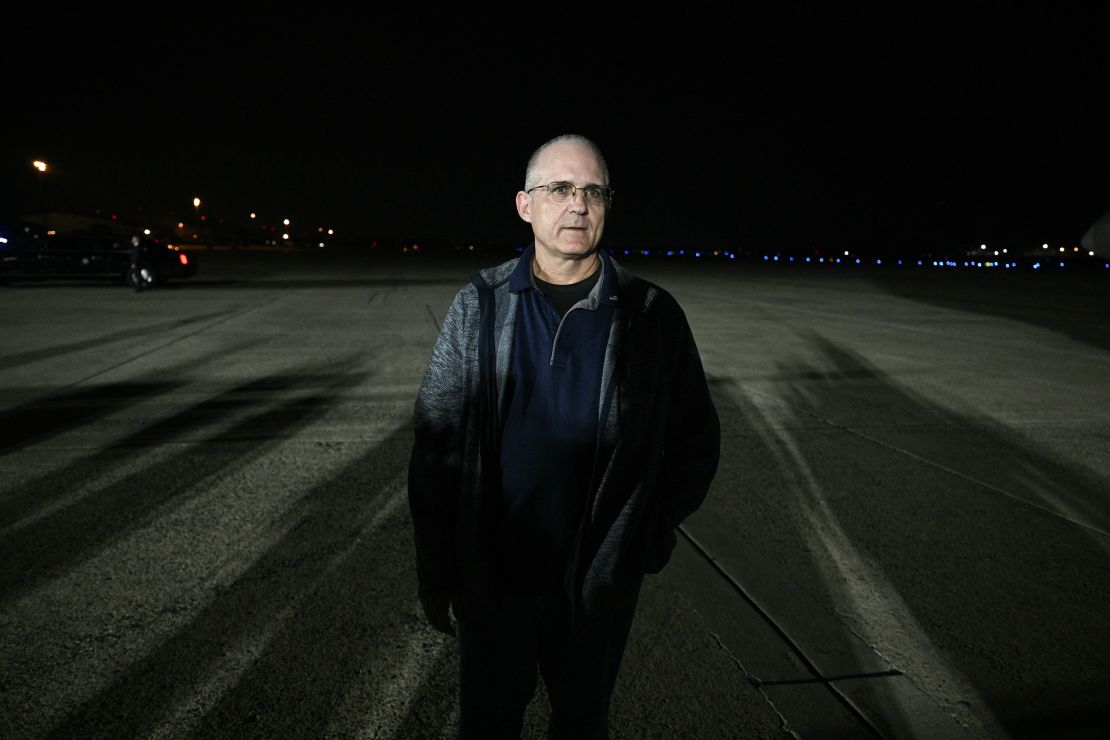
[525,181,614,207]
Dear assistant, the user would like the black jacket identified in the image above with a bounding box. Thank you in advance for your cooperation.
[408,248,720,628]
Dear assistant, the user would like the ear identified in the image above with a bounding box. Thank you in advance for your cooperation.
[515,191,533,223]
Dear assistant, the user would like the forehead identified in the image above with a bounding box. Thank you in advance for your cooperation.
[535,142,604,182]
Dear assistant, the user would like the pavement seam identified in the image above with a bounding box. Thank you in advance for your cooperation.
[705,627,801,740]
[678,524,887,739]
[742,384,1110,539]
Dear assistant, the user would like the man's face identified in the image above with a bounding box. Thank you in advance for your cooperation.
[515,141,607,262]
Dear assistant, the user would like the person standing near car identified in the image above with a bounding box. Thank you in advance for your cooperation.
[129,235,147,292]
[407,133,721,738]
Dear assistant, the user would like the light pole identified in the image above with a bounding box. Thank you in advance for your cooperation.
[32,160,48,232]
[193,197,202,242]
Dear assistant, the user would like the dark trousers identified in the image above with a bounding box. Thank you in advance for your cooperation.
[455,589,639,740]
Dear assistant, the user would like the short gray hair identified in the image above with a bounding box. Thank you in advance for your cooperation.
[524,134,609,189]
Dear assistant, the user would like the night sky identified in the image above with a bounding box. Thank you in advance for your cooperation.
[6,6,1109,257]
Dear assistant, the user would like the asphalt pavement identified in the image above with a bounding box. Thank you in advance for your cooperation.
[1,247,1108,739]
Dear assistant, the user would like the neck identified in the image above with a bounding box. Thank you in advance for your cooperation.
[532,251,600,285]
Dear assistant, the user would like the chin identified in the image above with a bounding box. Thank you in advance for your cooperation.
[559,239,597,255]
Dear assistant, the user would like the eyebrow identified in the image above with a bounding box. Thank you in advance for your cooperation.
[550,180,605,188]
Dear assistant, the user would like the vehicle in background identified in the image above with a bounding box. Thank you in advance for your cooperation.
[0,232,197,288]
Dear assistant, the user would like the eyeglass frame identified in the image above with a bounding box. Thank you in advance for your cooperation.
[525,180,614,207]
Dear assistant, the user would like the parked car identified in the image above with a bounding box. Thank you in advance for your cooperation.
[0,232,198,288]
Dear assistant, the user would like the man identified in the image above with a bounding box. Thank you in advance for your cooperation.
[128,235,148,292]
[408,133,720,738]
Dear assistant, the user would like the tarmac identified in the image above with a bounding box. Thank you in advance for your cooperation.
[1,247,1108,738]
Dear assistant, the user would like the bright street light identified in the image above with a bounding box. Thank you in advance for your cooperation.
[192,197,202,242]
[32,160,49,230]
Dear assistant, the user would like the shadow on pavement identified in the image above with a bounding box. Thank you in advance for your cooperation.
[873,270,1110,353]
[0,360,370,604]
[700,331,1110,738]
[0,311,233,372]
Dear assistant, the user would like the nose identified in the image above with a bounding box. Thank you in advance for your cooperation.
[568,188,589,213]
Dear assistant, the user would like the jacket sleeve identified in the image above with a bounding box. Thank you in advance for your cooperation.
[407,288,472,600]
[659,306,720,531]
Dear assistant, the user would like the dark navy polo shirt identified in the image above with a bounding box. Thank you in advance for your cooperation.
[495,245,618,593]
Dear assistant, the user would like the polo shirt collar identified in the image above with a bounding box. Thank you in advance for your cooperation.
[509,243,621,308]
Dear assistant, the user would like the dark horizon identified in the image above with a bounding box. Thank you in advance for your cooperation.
[5,7,1109,257]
